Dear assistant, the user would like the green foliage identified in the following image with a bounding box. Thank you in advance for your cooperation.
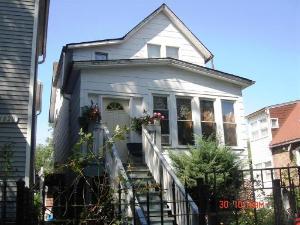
[229,208,274,225]
[78,102,101,132]
[35,136,54,175]
[66,125,129,176]
[131,115,151,133]
[0,142,14,177]
[170,136,240,189]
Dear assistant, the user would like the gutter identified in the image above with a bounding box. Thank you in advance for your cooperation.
[38,0,50,64]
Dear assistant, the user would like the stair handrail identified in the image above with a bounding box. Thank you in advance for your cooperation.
[142,125,199,225]
[102,125,148,225]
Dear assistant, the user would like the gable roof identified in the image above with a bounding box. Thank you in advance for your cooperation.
[246,100,300,119]
[66,4,213,63]
[270,102,300,147]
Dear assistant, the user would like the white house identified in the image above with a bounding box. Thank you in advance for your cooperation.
[49,4,254,224]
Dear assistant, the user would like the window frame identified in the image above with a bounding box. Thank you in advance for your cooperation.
[153,95,170,145]
[166,46,179,59]
[94,52,108,60]
[221,100,237,146]
[199,99,216,140]
[147,44,161,58]
[270,118,279,129]
[176,97,194,145]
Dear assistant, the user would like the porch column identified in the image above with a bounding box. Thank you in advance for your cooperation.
[169,93,178,147]
[215,98,225,145]
[192,96,201,137]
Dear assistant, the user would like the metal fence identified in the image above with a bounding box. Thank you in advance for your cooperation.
[197,166,300,225]
[0,179,37,225]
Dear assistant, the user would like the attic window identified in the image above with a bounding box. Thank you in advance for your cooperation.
[95,52,108,60]
[166,46,179,59]
[147,44,161,58]
[270,118,279,128]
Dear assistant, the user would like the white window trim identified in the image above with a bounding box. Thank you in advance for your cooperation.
[94,52,108,60]
[147,43,161,58]
[270,118,279,128]
[166,46,179,59]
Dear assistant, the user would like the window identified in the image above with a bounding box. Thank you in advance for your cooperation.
[270,118,279,128]
[250,117,269,140]
[176,98,193,145]
[106,102,124,111]
[251,130,259,140]
[222,101,237,146]
[166,46,179,59]
[153,96,170,145]
[95,52,108,60]
[147,44,161,58]
[200,100,216,139]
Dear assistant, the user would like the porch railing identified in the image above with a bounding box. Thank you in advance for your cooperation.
[97,124,147,225]
[142,125,199,225]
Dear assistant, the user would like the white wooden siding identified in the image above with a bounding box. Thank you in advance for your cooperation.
[73,12,205,65]
[0,0,35,221]
[81,66,241,97]
[79,65,248,153]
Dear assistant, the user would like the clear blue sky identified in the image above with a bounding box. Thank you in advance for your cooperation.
[37,0,300,144]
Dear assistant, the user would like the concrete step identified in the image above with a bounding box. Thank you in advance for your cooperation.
[149,216,175,225]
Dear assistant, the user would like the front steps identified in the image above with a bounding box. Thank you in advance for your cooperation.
[125,163,176,225]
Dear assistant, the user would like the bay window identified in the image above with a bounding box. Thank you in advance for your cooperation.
[176,98,193,145]
[153,96,170,145]
[221,100,237,146]
[200,99,216,139]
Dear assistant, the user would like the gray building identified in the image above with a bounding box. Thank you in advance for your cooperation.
[0,0,50,221]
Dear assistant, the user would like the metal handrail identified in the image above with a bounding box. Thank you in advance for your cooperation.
[102,125,148,225]
[142,126,199,218]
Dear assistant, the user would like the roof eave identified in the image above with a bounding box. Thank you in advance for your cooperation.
[73,58,253,88]
[270,138,300,148]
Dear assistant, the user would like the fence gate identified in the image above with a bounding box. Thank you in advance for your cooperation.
[197,166,300,225]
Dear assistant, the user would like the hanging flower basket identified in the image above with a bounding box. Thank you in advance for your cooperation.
[78,101,101,132]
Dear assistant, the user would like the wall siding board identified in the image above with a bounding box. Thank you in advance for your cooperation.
[0,1,35,221]
[73,12,205,65]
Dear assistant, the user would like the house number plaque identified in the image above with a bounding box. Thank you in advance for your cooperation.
[0,114,19,123]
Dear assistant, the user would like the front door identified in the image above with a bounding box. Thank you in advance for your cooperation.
[102,98,130,162]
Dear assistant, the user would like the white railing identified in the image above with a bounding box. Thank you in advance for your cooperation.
[93,123,147,225]
[142,125,199,225]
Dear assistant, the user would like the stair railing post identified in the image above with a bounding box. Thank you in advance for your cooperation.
[160,182,164,225]
[1,179,7,225]
[132,185,136,225]
[197,178,208,225]
[172,180,177,225]
[146,181,150,225]
[16,179,25,225]
[118,182,122,220]
[41,182,46,225]
[185,179,190,225]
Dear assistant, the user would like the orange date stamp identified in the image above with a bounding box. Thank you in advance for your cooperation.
[219,200,269,209]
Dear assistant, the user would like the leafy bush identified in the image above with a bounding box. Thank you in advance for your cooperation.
[170,136,241,189]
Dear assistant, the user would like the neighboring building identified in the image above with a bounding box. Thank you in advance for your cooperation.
[247,100,300,176]
[0,0,50,222]
[50,4,253,166]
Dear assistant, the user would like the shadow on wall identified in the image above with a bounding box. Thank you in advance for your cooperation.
[0,0,36,222]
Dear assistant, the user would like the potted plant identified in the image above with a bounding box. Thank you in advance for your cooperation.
[78,101,101,132]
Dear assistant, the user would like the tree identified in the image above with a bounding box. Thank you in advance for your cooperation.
[35,136,54,175]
